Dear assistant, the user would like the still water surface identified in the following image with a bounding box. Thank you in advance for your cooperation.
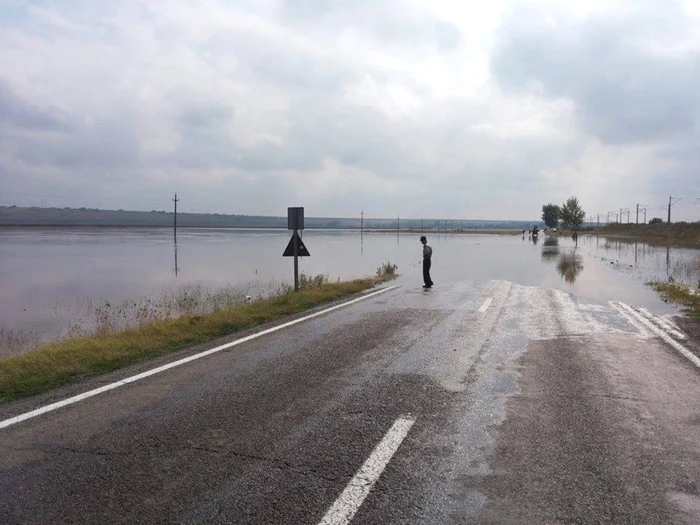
[2,228,699,349]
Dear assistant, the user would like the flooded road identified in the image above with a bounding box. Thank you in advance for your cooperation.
[1,228,698,351]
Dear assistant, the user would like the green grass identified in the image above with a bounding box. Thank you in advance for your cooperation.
[649,281,700,321]
[0,275,395,402]
[588,222,700,249]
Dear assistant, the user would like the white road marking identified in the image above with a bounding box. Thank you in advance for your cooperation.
[318,416,416,525]
[478,297,493,313]
[638,308,686,339]
[609,301,650,337]
[611,301,700,370]
[0,286,399,430]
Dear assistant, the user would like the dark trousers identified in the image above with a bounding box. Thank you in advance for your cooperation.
[423,258,433,286]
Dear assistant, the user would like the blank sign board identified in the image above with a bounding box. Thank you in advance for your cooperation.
[288,207,304,230]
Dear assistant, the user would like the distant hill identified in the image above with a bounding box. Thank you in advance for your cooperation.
[0,206,538,230]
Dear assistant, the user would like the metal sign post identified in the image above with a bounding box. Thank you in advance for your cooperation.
[283,207,309,291]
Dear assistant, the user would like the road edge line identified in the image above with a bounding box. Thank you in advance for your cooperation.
[612,301,700,370]
[0,285,399,430]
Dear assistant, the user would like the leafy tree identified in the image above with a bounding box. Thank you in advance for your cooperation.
[649,217,663,224]
[541,204,561,228]
[559,196,586,230]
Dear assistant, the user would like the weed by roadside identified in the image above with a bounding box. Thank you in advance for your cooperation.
[0,272,395,402]
[376,262,398,278]
[649,281,700,321]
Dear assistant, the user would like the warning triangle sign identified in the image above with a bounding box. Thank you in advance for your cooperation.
[283,231,310,257]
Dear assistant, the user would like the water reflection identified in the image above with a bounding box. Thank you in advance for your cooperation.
[541,237,559,262]
[580,235,700,287]
[173,242,180,277]
[556,252,584,284]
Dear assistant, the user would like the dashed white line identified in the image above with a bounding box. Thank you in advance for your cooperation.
[0,285,399,430]
[478,297,493,313]
[318,415,416,525]
[611,301,700,370]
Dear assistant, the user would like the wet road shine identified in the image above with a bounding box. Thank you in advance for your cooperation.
[1,274,700,524]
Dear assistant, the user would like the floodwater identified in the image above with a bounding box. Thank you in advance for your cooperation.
[1,228,699,352]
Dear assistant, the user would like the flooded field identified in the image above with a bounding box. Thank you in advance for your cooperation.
[1,227,699,354]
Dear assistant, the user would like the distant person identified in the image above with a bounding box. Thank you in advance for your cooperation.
[420,236,433,288]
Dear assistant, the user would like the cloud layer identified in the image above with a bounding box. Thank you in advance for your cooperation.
[1,0,698,220]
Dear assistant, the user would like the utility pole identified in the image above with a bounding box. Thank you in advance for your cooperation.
[421,218,423,233]
[172,193,179,242]
[360,210,364,235]
[397,216,400,233]
[667,196,682,224]
[636,204,639,224]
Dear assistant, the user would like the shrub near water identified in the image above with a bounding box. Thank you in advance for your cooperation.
[0,269,398,402]
[650,281,700,321]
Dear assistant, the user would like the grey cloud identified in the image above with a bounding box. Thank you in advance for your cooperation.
[278,0,461,53]
[205,32,359,92]
[178,101,232,130]
[0,79,71,131]
[491,2,700,145]
[5,115,141,173]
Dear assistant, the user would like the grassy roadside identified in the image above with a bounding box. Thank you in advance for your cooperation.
[586,223,700,249]
[649,282,700,321]
[0,274,395,403]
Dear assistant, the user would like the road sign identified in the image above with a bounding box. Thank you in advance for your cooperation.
[283,231,310,257]
[288,207,304,230]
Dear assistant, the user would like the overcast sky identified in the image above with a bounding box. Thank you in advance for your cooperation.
[1,0,698,221]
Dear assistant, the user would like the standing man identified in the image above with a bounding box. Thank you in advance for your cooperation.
[420,236,433,288]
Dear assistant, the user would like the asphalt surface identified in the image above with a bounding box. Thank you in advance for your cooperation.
[1,275,700,524]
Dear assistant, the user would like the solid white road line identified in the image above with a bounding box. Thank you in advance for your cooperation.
[478,297,493,313]
[318,416,416,525]
[0,285,399,430]
[609,301,650,338]
[611,301,700,370]
[638,307,686,339]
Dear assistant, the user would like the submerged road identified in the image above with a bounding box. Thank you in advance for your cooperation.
[1,277,700,524]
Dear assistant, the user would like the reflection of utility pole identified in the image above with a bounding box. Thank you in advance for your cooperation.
[172,193,179,243]
[174,243,179,277]
[360,210,364,235]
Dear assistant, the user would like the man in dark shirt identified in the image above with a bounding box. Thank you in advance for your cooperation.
[420,236,433,288]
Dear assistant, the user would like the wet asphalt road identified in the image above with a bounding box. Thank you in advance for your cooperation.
[1,276,700,524]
